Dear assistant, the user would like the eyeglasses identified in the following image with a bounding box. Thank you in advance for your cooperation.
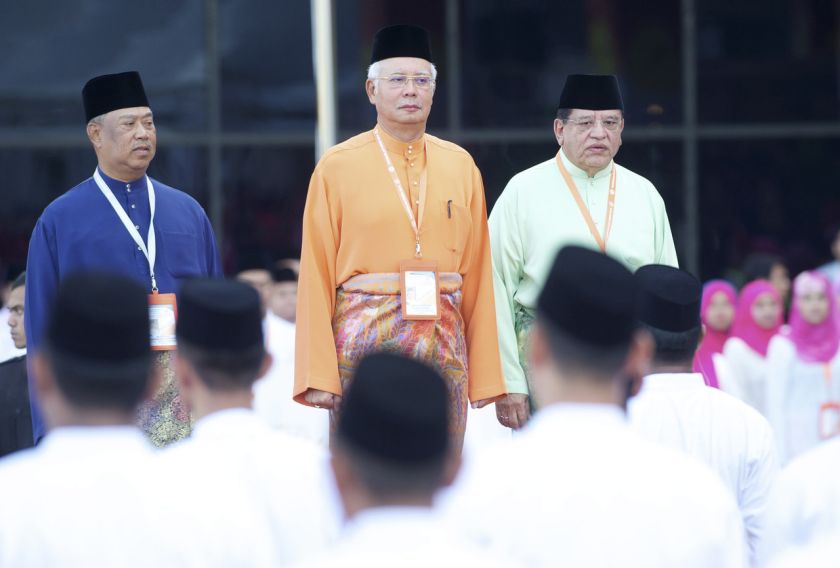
[373,75,436,90]
[564,117,623,132]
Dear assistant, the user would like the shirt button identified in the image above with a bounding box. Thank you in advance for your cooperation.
[135,225,140,230]
[131,204,136,209]
[137,246,142,251]
[410,162,415,167]
[408,149,413,154]
[413,181,418,186]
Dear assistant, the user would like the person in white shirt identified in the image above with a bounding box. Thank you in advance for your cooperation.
[161,278,339,566]
[722,280,784,415]
[238,262,329,445]
[628,264,779,564]
[765,535,840,568]
[765,271,840,464]
[0,269,27,363]
[0,273,260,567]
[0,271,33,457]
[297,352,509,568]
[445,246,746,568]
[758,436,840,565]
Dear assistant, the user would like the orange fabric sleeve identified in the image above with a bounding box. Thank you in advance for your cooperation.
[461,164,507,403]
[293,165,342,405]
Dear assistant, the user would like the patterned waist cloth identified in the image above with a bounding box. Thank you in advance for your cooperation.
[137,351,192,447]
[332,272,470,449]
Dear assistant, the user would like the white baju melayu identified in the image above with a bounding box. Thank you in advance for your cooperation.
[160,408,341,566]
[629,372,779,563]
[490,149,677,394]
[293,507,513,568]
[254,312,329,446]
[766,536,840,568]
[443,403,746,568]
[722,337,770,415]
[758,437,840,564]
[0,426,265,567]
[765,335,840,464]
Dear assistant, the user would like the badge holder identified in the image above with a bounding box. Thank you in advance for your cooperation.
[149,291,178,351]
[400,260,440,321]
[819,401,840,440]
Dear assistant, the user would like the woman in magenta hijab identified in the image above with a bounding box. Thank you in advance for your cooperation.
[721,280,784,414]
[766,271,840,463]
[693,280,737,388]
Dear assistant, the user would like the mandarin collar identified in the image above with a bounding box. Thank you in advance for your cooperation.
[375,125,426,159]
[558,147,613,180]
[96,166,147,194]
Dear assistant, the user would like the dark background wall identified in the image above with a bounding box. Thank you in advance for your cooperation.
[2,0,839,281]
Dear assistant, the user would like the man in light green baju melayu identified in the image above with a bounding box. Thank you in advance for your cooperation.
[491,74,678,426]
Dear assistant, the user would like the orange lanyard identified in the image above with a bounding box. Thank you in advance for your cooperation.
[555,151,617,253]
[819,363,840,440]
[373,127,428,258]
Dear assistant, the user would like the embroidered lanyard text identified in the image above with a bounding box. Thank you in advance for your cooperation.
[373,127,428,258]
[93,169,159,292]
[555,151,617,253]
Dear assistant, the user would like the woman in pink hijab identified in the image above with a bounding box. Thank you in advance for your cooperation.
[693,280,737,388]
[766,271,840,463]
[721,280,783,414]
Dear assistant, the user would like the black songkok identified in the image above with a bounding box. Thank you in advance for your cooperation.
[271,266,298,284]
[370,25,433,64]
[338,353,449,463]
[557,74,624,111]
[46,272,150,370]
[635,265,702,332]
[177,279,263,351]
[537,246,638,347]
[82,71,150,122]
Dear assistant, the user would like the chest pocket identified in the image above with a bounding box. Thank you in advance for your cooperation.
[160,230,204,278]
[442,200,472,255]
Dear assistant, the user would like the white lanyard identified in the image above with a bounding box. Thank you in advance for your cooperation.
[93,169,159,292]
[373,127,427,258]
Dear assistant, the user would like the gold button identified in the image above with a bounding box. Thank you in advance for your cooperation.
[413,181,418,186]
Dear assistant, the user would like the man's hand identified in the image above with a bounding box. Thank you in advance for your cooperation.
[303,388,341,410]
[494,393,530,429]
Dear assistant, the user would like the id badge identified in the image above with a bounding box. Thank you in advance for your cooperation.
[819,401,840,440]
[400,260,440,320]
[149,293,178,351]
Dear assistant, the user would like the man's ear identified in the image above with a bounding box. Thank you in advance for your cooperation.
[172,352,192,398]
[86,121,102,148]
[365,79,377,104]
[624,329,655,396]
[330,449,355,501]
[256,352,273,380]
[553,118,565,146]
[142,359,163,403]
[440,449,462,489]
[528,323,550,370]
[32,352,57,405]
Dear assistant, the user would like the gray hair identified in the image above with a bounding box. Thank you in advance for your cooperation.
[367,61,438,82]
